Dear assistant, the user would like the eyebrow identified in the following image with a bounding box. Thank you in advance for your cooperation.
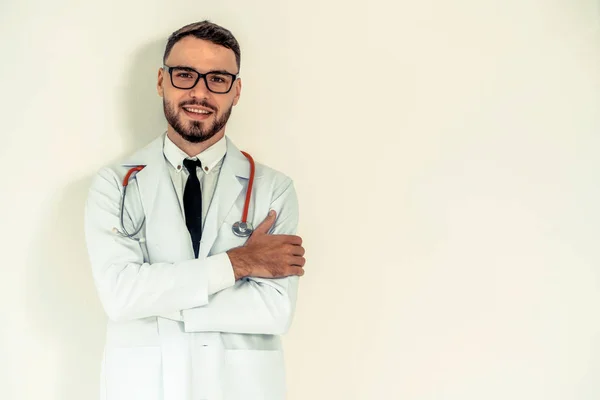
[170,65,238,75]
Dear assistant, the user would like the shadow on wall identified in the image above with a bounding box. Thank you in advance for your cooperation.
[120,38,168,151]
[25,39,167,400]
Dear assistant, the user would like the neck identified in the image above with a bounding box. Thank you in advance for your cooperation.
[166,126,225,157]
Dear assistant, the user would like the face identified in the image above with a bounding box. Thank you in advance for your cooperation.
[157,36,241,143]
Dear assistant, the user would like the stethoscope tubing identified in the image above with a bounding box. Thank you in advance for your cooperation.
[116,152,256,240]
[239,151,255,226]
[119,171,145,239]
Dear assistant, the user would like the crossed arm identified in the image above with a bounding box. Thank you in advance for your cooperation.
[84,168,305,335]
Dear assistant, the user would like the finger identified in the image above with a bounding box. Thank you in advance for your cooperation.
[267,234,302,245]
[290,245,305,257]
[277,234,302,245]
[287,266,305,276]
[289,256,306,267]
[252,210,277,235]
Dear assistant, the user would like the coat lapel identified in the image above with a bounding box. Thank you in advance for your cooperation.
[198,137,251,259]
[122,133,194,261]
[121,137,162,220]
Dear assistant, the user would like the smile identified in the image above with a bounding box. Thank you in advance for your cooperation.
[184,107,212,114]
[182,106,214,120]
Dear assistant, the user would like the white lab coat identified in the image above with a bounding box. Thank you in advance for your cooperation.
[84,133,300,400]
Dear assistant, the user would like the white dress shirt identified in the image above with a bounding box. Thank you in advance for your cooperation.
[163,133,235,295]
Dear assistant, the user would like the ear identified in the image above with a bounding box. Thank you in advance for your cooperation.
[232,78,242,106]
[157,67,165,97]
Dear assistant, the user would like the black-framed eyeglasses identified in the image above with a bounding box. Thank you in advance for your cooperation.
[163,65,239,94]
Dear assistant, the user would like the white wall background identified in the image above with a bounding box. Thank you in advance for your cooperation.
[1,0,600,399]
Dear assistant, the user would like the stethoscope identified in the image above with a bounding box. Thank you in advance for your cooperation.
[113,151,256,241]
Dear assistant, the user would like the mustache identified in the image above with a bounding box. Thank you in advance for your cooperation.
[180,100,217,112]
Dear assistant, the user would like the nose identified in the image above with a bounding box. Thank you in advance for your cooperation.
[188,76,211,99]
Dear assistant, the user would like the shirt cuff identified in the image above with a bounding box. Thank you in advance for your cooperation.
[207,252,236,295]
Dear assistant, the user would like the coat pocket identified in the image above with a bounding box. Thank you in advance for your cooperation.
[104,346,162,400]
[222,349,286,400]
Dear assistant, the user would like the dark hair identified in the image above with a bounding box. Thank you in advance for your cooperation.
[163,20,241,71]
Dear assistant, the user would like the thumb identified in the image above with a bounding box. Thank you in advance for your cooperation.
[252,210,277,236]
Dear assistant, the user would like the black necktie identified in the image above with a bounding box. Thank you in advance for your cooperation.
[183,158,203,258]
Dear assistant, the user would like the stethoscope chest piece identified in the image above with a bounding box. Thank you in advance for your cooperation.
[232,221,254,237]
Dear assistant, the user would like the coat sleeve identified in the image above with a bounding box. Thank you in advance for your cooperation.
[181,178,301,335]
[84,167,228,322]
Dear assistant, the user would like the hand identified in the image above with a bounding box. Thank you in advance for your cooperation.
[227,210,306,280]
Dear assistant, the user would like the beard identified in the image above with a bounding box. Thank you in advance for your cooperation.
[163,98,233,143]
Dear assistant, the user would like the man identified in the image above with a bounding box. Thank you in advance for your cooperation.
[84,20,305,400]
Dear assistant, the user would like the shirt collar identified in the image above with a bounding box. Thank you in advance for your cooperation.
[163,133,227,174]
